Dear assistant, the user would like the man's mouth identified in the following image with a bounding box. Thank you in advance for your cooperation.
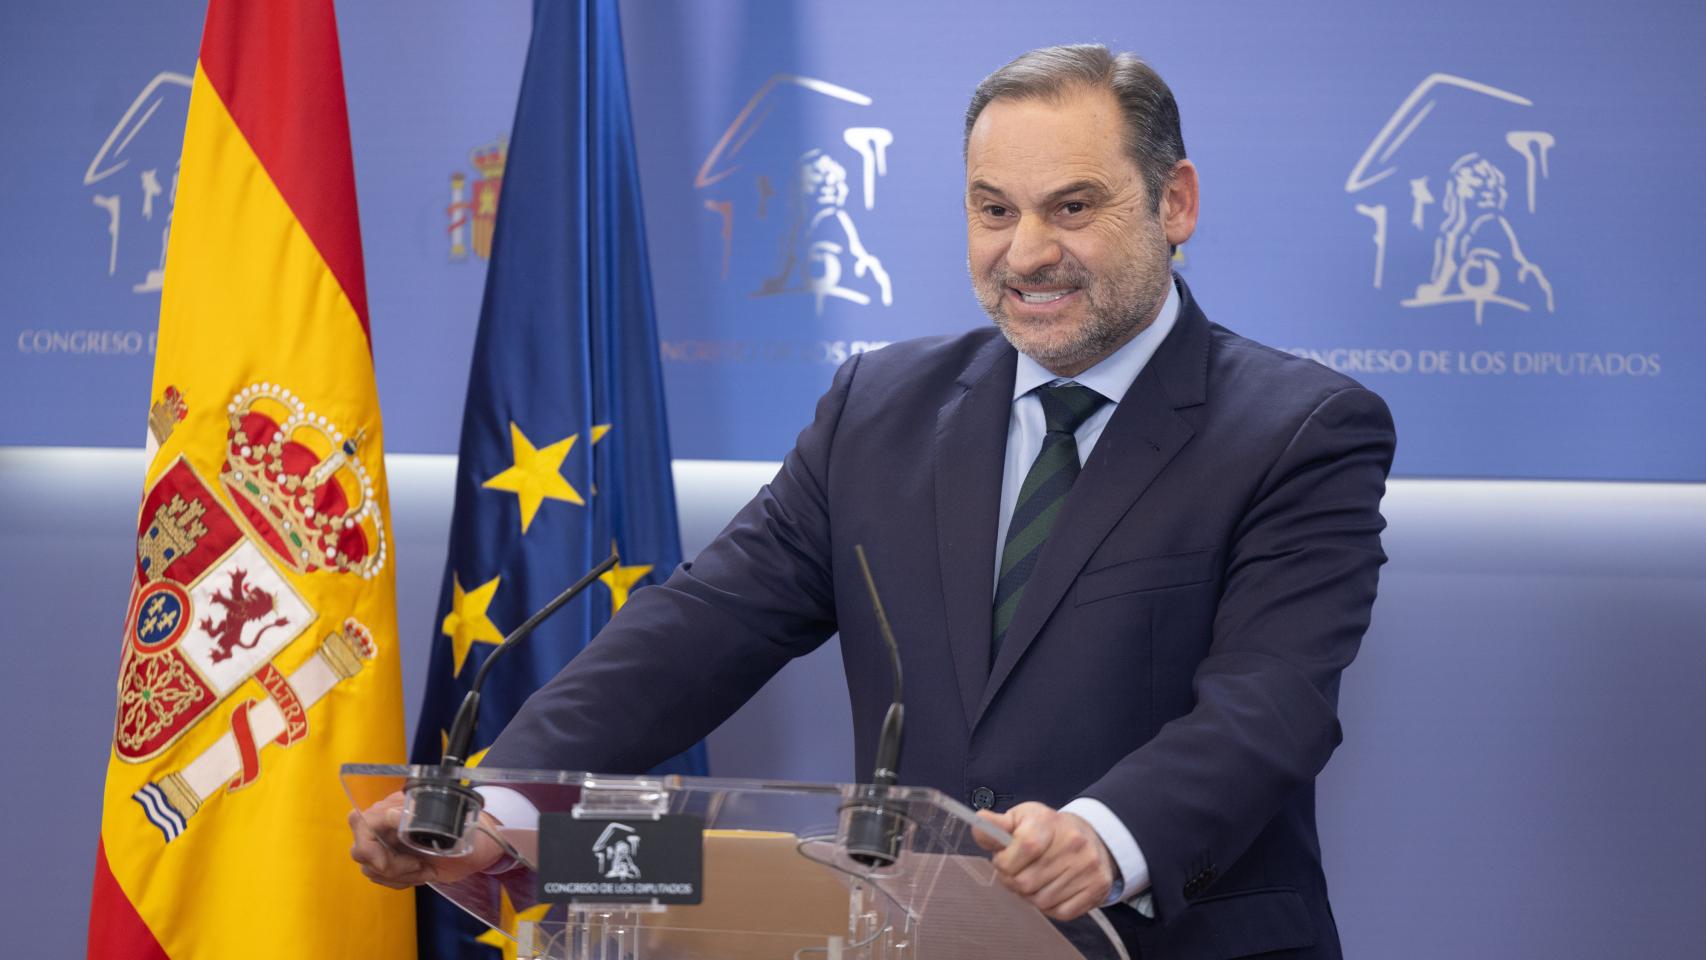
[1010,287,1079,305]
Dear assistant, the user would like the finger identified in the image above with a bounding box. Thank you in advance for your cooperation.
[999,842,1075,900]
[350,814,433,884]
[365,807,410,857]
[351,791,438,887]
[971,810,1011,852]
[1001,813,1072,894]
[350,810,385,848]
[991,805,1054,876]
[1025,859,1094,913]
[1043,886,1106,922]
[359,843,436,887]
[360,861,423,890]
[1029,852,1111,919]
[351,805,400,846]
[354,839,419,883]
[350,828,392,872]
[377,803,405,833]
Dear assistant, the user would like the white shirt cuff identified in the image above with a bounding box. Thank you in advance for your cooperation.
[475,785,539,830]
[1061,797,1154,918]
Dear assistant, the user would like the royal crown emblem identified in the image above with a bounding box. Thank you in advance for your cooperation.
[471,140,507,181]
[219,383,388,579]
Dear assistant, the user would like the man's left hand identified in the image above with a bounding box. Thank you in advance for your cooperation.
[974,802,1116,921]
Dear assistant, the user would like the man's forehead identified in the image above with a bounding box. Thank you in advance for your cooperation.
[966,88,1133,180]
[969,86,1123,140]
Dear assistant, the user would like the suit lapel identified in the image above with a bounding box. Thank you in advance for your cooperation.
[977,287,1211,722]
[934,335,1016,732]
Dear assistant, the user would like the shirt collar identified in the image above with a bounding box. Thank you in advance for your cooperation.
[1011,275,1182,404]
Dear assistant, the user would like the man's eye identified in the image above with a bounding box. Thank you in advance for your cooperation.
[983,205,1009,218]
[1062,201,1088,215]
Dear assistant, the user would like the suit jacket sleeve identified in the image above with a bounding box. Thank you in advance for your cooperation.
[481,354,864,774]
[1077,384,1396,922]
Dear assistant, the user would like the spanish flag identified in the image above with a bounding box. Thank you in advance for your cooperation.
[86,2,414,957]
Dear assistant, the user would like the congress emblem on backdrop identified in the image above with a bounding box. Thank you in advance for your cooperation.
[447,138,508,261]
[1346,74,1557,325]
[696,75,894,314]
[84,72,192,294]
[116,384,386,843]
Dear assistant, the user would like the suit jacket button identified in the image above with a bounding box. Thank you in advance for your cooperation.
[970,786,996,810]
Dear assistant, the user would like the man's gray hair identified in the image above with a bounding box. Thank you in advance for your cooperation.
[964,44,1186,210]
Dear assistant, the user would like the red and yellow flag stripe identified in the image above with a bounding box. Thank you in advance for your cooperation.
[88,2,412,957]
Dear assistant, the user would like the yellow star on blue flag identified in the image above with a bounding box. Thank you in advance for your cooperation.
[599,555,654,616]
[482,422,586,533]
[441,573,504,676]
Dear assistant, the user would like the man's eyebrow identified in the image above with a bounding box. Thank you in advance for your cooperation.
[1041,180,1109,204]
[966,179,1111,204]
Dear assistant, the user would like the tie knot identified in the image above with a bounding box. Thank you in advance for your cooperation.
[1036,382,1107,435]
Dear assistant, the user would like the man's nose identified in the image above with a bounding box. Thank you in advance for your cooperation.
[1005,214,1061,277]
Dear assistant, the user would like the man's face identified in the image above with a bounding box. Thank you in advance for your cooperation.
[965,87,1179,376]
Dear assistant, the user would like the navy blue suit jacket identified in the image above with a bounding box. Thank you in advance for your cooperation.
[487,280,1396,959]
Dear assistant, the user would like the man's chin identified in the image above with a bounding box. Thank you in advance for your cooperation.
[995,325,1095,372]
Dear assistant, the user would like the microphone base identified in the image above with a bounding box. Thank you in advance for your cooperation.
[400,775,484,857]
[841,797,907,869]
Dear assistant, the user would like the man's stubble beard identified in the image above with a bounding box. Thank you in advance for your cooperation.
[972,219,1174,375]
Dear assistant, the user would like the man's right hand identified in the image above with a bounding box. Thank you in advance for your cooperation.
[348,791,508,889]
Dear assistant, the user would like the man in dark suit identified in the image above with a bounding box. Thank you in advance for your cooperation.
[354,44,1393,959]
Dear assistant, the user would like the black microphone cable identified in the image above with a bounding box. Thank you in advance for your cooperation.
[400,549,620,853]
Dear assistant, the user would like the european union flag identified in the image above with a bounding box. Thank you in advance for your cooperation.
[409,1,705,955]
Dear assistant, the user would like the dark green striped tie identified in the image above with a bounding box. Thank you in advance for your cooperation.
[992,382,1108,662]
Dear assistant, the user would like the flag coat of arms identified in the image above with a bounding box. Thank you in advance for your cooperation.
[86,2,414,957]
[409,1,706,956]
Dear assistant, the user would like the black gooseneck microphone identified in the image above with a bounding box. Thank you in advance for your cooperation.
[401,549,621,853]
[843,543,908,867]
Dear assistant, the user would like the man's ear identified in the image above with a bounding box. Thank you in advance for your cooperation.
[1160,159,1199,247]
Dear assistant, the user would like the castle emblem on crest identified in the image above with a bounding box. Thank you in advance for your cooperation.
[114,382,389,843]
[448,138,508,261]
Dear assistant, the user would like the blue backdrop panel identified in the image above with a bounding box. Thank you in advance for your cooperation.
[3,0,1703,478]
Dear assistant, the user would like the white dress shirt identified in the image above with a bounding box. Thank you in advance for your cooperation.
[999,279,1181,914]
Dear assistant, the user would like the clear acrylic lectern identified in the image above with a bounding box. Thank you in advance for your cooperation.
[342,765,1128,959]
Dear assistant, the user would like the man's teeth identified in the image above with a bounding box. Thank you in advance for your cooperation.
[1018,289,1072,304]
